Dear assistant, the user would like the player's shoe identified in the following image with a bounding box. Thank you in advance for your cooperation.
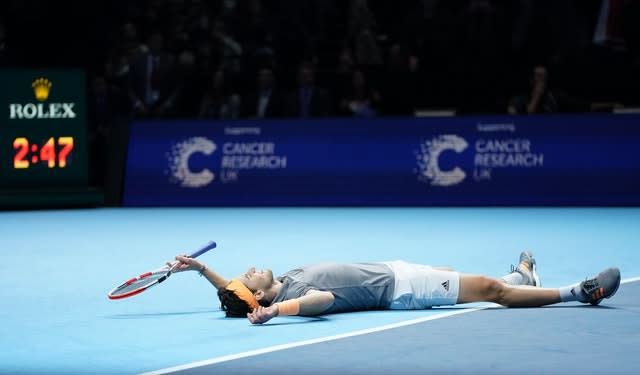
[512,251,541,287]
[579,267,621,305]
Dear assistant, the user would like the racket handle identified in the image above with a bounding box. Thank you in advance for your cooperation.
[189,241,217,258]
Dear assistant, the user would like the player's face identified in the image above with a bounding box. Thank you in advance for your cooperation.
[237,267,274,292]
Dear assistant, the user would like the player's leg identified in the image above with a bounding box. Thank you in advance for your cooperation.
[458,267,621,307]
[457,274,560,307]
[434,250,540,287]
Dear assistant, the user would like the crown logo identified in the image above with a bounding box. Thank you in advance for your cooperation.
[32,78,52,101]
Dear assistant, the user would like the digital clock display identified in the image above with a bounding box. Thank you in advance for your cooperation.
[13,136,75,169]
[1,70,89,190]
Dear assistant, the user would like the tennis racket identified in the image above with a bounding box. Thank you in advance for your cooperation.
[107,240,217,300]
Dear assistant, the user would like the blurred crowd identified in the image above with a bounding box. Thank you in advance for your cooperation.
[2,0,639,120]
[1,0,639,186]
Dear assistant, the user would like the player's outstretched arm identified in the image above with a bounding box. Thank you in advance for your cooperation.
[172,255,230,290]
[247,290,335,324]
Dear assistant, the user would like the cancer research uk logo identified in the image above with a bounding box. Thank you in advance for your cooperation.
[166,136,287,188]
[166,137,217,188]
[416,135,469,186]
[416,134,545,186]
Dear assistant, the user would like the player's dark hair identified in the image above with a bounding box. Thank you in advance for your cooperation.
[217,288,251,318]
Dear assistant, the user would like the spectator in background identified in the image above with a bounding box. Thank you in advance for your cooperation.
[128,30,179,118]
[243,30,278,80]
[119,22,147,64]
[508,65,565,114]
[507,65,622,115]
[198,68,241,119]
[242,67,285,119]
[347,0,383,68]
[211,17,243,75]
[231,0,273,60]
[380,42,419,116]
[329,45,357,110]
[353,28,383,68]
[171,50,206,118]
[104,22,147,92]
[104,47,134,94]
[163,11,191,54]
[87,74,131,186]
[284,61,332,118]
[338,68,381,117]
[89,74,132,129]
[335,45,356,84]
[620,0,640,107]
[455,0,510,114]
[193,39,218,80]
[347,0,377,41]
[507,64,620,115]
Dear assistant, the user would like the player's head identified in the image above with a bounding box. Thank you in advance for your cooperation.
[217,268,275,317]
[236,267,275,292]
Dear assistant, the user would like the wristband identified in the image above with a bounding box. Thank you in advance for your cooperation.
[276,300,300,316]
[199,265,207,276]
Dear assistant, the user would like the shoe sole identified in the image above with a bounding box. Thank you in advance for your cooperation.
[520,251,540,287]
[590,269,621,305]
[531,263,541,287]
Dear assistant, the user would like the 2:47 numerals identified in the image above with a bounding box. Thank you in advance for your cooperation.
[13,137,75,169]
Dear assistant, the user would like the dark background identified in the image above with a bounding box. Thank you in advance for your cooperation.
[2,0,638,113]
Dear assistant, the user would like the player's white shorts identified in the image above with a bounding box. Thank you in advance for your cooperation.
[383,260,460,309]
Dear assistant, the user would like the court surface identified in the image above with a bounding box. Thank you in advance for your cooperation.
[0,207,638,374]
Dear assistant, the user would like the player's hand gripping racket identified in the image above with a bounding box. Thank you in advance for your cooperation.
[107,241,216,300]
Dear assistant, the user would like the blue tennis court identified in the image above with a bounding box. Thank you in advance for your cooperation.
[1,207,638,374]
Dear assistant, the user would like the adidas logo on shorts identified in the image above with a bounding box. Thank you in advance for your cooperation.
[441,280,450,291]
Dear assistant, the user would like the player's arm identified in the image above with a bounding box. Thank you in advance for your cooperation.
[173,255,230,290]
[297,290,335,315]
[247,290,335,324]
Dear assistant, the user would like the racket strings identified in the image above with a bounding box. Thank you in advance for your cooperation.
[111,273,166,296]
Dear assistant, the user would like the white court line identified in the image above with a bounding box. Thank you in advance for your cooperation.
[139,305,493,375]
[141,276,640,375]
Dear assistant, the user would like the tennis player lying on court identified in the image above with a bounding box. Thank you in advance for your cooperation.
[169,251,621,325]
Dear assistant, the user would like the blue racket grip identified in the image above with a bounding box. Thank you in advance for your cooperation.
[189,241,217,258]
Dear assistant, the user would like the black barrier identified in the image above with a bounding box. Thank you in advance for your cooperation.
[122,115,640,206]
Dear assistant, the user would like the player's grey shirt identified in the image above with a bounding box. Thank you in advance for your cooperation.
[271,263,396,314]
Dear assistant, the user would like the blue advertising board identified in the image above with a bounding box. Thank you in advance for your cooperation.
[122,115,640,206]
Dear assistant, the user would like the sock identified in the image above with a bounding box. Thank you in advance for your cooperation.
[559,283,587,302]
[501,261,530,285]
[501,271,524,285]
